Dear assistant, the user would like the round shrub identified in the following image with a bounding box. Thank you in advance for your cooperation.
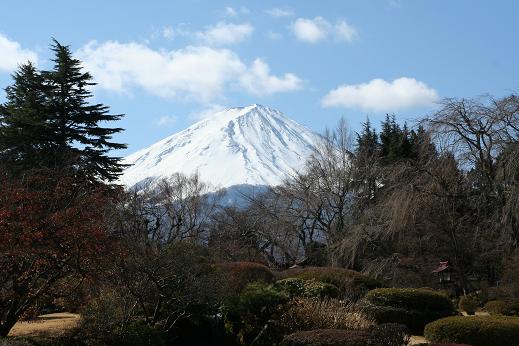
[484,299,509,315]
[218,261,274,291]
[483,300,519,316]
[458,295,478,315]
[362,288,455,331]
[223,282,288,345]
[282,329,370,346]
[424,315,519,346]
[275,278,340,299]
[280,266,383,299]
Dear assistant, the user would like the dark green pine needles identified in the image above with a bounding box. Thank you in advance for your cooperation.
[0,39,127,182]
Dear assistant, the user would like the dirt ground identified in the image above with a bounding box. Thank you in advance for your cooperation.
[8,313,80,337]
[409,335,427,345]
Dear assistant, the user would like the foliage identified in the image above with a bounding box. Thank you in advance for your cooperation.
[366,323,410,346]
[483,299,519,316]
[424,315,519,346]
[0,173,116,337]
[218,262,275,292]
[281,329,370,346]
[280,298,374,333]
[362,288,455,331]
[0,40,126,182]
[280,267,383,300]
[223,282,289,345]
[274,278,340,299]
[458,295,478,315]
[484,300,510,315]
[364,288,454,312]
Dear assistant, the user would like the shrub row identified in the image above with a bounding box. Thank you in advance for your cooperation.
[484,299,519,316]
[362,288,455,331]
[281,323,410,346]
[279,266,383,300]
[281,329,370,346]
[424,315,519,346]
[274,278,340,299]
[217,261,274,291]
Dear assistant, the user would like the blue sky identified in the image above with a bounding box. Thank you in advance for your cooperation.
[1,0,518,155]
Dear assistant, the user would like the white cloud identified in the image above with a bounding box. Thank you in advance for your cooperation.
[291,17,329,43]
[196,22,253,46]
[321,77,438,112]
[162,26,175,39]
[156,115,177,126]
[223,6,249,17]
[265,7,294,18]
[224,7,238,17]
[240,59,303,96]
[0,34,38,72]
[290,17,358,43]
[189,104,227,121]
[76,40,302,101]
[335,20,358,42]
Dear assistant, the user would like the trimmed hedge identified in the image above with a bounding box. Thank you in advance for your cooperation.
[282,329,370,346]
[223,282,288,345]
[279,266,383,299]
[424,316,519,346]
[483,299,519,316]
[275,278,340,299]
[362,288,455,331]
[218,261,274,291]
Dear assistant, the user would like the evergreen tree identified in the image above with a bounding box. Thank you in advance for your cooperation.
[43,39,127,181]
[0,40,127,182]
[0,63,53,175]
[354,118,380,201]
[379,114,403,163]
[356,118,379,159]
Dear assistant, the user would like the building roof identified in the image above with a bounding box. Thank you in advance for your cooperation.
[432,261,450,273]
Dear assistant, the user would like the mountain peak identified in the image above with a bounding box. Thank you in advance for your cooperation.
[120,105,320,190]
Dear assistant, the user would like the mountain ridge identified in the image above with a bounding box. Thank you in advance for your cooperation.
[120,104,320,190]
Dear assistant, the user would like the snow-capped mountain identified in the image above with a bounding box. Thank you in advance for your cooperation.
[120,104,321,190]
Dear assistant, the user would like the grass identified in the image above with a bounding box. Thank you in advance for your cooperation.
[8,313,80,338]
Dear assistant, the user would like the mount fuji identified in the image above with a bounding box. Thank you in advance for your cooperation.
[120,104,321,191]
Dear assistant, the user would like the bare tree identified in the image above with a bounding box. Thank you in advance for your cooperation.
[423,95,519,188]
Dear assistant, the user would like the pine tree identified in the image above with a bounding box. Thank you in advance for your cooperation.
[379,114,403,163]
[0,63,53,175]
[1,40,127,182]
[356,118,379,159]
[42,39,127,181]
[354,118,380,201]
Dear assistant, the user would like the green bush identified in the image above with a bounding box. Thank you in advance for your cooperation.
[362,288,455,331]
[484,299,509,315]
[279,267,383,300]
[223,282,289,345]
[281,329,370,346]
[218,262,274,292]
[424,315,519,346]
[275,278,340,299]
[458,295,478,315]
[484,299,519,316]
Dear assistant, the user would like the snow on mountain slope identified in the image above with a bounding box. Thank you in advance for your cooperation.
[120,104,321,190]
